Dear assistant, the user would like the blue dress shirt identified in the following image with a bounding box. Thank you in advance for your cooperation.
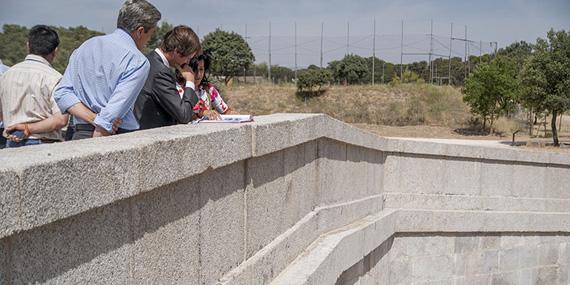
[54,29,150,132]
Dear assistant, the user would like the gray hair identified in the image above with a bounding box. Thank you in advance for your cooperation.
[117,0,161,33]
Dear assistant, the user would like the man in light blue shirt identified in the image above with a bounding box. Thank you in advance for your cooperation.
[54,0,161,140]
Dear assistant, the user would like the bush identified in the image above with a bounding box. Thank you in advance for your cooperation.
[296,68,332,97]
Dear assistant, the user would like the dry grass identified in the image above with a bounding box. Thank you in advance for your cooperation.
[221,82,570,151]
[224,83,470,128]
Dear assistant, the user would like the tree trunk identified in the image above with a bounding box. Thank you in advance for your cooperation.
[483,117,487,131]
[552,110,559,146]
[528,110,533,136]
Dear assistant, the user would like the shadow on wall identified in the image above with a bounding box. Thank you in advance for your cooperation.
[0,137,385,284]
[336,236,394,285]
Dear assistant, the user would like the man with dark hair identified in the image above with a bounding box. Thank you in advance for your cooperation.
[0,25,68,148]
[134,25,201,130]
[54,0,161,140]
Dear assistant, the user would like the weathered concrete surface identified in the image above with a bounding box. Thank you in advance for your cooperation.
[0,113,569,284]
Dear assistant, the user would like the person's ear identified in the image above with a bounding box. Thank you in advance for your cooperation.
[136,26,145,38]
[26,42,30,54]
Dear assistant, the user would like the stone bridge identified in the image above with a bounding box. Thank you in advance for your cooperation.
[0,114,569,284]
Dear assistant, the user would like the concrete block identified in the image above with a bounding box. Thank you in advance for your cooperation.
[316,196,382,235]
[251,113,324,157]
[411,255,453,281]
[0,238,10,284]
[0,170,19,238]
[501,235,525,249]
[518,246,538,268]
[317,138,350,205]
[480,160,513,198]
[137,125,252,194]
[558,265,569,285]
[443,158,480,195]
[518,269,538,285]
[346,144,383,199]
[10,198,132,284]
[537,266,558,285]
[199,162,246,285]
[511,163,546,198]
[455,236,480,253]
[464,250,498,275]
[398,154,445,194]
[283,141,318,228]
[19,146,142,235]
[560,243,570,265]
[455,275,491,285]
[492,271,519,285]
[220,190,321,285]
[389,256,411,284]
[336,259,364,285]
[245,151,286,258]
[545,166,570,199]
[499,248,520,272]
[453,254,466,276]
[131,177,201,283]
[538,243,560,266]
[480,235,501,251]
[382,153,400,193]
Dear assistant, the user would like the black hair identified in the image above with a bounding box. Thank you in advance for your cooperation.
[28,25,59,56]
[185,51,212,87]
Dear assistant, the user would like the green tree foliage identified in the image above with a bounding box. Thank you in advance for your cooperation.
[0,24,103,73]
[270,65,295,84]
[368,57,395,84]
[202,29,255,85]
[498,41,533,72]
[328,54,369,85]
[521,29,570,145]
[463,57,520,131]
[296,68,332,93]
[392,70,423,84]
[143,21,174,54]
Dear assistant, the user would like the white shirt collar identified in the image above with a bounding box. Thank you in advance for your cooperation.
[154,48,170,67]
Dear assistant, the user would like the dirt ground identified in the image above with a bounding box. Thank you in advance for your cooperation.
[352,122,570,153]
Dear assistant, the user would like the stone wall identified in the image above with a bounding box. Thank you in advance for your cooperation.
[1,114,569,285]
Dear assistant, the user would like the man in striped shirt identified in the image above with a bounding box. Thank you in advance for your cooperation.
[0,25,68,148]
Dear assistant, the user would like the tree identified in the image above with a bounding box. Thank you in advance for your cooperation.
[498,41,533,72]
[521,29,570,146]
[0,24,103,73]
[144,21,174,54]
[202,29,254,85]
[296,68,332,93]
[391,70,423,84]
[463,57,520,131]
[328,54,369,85]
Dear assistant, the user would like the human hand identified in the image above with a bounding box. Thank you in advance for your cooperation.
[112,118,123,133]
[5,123,29,142]
[176,63,195,83]
[93,126,111,138]
[204,110,221,120]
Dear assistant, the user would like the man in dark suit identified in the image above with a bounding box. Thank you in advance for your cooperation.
[134,25,201,130]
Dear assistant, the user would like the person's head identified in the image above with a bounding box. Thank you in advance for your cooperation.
[189,52,211,85]
[159,25,201,67]
[117,0,161,50]
[28,25,59,63]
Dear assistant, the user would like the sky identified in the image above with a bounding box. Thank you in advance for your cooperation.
[1,0,569,68]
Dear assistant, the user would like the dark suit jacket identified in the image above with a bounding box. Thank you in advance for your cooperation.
[134,51,198,130]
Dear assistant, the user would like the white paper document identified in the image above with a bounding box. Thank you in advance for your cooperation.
[199,115,254,123]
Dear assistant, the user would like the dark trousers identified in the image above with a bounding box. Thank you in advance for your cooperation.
[0,128,6,149]
[73,124,134,140]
